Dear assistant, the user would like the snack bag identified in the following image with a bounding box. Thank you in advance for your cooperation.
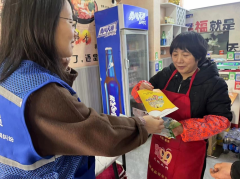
[132,107,181,138]
[137,89,178,118]
[160,117,181,138]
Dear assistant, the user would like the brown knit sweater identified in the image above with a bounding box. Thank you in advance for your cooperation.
[24,68,148,157]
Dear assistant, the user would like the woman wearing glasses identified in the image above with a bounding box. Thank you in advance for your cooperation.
[0,0,164,178]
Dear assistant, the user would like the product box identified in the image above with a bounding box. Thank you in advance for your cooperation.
[235,52,240,61]
[227,52,235,61]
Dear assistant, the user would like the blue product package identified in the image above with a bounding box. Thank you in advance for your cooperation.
[229,144,236,152]
[235,52,240,61]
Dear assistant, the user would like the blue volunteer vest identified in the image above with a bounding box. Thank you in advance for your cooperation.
[0,60,95,179]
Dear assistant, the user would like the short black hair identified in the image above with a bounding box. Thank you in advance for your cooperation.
[170,31,208,62]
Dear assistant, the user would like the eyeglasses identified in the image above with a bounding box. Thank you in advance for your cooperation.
[59,17,78,29]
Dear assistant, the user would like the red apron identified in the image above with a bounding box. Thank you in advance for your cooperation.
[148,69,206,179]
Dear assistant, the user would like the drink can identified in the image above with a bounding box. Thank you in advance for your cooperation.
[219,50,224,55]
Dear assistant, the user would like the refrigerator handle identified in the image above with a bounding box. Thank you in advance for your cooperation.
[125,59,129,69]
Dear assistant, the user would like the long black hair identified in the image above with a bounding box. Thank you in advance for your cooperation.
[0,0,73,82]
[170,31,209,66]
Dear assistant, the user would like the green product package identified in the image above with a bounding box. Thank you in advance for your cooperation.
[229,72,236,80]
[160,117,181,138]
[227,52,235,61]
[159,61,163,71]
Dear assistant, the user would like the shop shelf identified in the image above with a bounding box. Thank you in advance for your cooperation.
[128,69,138,73]
[161,54,171,59]
[161,3,178,8]
[161,45,171,47]
[128,49,144,53]
[161,3,187,27]
[161,24,188,28]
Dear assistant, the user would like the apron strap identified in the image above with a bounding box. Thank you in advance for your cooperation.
[163,69,198,96]
[186,69,198,97]
[163,70,178,90]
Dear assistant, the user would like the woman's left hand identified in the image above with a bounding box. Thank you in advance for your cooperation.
[172,125,183,137]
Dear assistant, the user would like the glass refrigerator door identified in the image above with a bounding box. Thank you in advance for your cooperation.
[121,30,149,116]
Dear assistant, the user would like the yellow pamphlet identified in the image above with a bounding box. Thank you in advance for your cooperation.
[137,89,178,118]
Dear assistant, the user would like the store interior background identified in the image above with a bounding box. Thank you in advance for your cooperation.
[72,0,240,178]
[71,0,240,178]
[66,0,240,116]
[1,0,240,178]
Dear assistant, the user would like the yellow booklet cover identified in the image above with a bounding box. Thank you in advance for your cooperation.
[137,89,178,118]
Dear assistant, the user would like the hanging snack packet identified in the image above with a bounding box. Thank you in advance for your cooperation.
[137,89,178,118]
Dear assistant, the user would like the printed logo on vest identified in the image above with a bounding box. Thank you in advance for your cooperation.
[0,115,3,127]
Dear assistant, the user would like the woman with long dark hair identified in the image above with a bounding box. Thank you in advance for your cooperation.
[0,0,164,178]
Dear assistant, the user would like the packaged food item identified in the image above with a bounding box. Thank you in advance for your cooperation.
[167,17,171,24]
[165,17,168,24]
[227,52,235,61]
[235,52,240,61]
[219,50,224,55]
[160,117,181,138]
[137,89,178,117]
[132,108,181,138]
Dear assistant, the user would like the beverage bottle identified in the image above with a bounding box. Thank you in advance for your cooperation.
[165,17,168,24]
[166,31,171,46]
[161,31,166,46]
[223,137,229,154]
[235,146,239,153]
[229,144,236,153]
[104,47,123,116]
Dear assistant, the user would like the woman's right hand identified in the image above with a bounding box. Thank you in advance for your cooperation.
[143,115,164,134]
[139,82,154,91]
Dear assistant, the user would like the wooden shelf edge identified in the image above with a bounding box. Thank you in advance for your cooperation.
[161,46,171,48]
[160,3,188,11]
[160,55,171,59]
[161,24,188,28]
